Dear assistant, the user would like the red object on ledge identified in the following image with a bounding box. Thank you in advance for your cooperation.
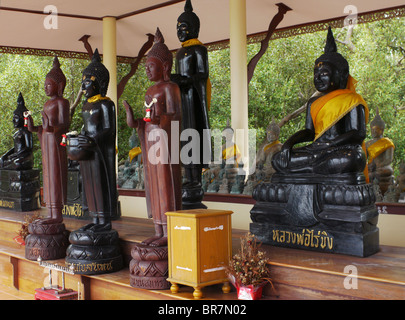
[34,287,78,300]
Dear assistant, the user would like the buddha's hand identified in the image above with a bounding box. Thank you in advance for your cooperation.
[41,111,53,132]
[77,135,95,149]
[123,100,139,128]
[24,113,37,133]
[278,147,291,169]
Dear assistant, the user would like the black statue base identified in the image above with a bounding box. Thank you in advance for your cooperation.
[25,222,69,260]
[182,185,207,210]
[0,169,40,211]
[129,243,170,290]
[250,173,379,257]
[65,227,123,275]
[63,168,89,220]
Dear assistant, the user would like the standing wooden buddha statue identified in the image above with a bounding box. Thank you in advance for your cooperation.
[124,28,182,289]
[25,56,70,260]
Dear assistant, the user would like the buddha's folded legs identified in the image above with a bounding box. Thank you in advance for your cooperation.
[272,144,366,175]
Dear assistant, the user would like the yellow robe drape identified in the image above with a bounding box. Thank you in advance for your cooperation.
[309,76,370,182]
[367,138,395,164]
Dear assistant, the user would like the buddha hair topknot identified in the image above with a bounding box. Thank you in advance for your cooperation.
[315,26,349,88]
[370,107,385,130]
[147,28,173,80]
[177,0,200,36]
[14,92,29,117]
[82,49,110,97]
[46,56,67,97]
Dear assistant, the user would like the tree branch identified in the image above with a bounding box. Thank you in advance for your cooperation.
[247,3,292,84]
[278,91,320,128]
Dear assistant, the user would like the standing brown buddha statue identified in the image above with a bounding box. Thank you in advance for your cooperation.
[171,0,212,209]
[124,28,182,289]
[65,49,123,275]
[25,56,70,260]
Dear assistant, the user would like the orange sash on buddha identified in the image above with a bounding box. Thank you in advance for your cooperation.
[367,138,395,164]
[309,76,370,182]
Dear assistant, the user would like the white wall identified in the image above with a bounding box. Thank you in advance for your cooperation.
[119,195,405,247]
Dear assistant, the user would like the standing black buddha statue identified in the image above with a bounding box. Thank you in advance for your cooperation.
[171,0,211,209]
[65,49,123,274]
[250,27,379,257]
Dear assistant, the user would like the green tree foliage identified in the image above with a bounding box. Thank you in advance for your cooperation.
[0,17,403,175]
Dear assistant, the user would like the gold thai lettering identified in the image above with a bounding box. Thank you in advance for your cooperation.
[62,203,83,217]
[68,261,114,273]
[0,200,15,209]
[272,229,333,250]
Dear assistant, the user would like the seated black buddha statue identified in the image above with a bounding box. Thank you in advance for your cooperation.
[250,27,379,257]
[0,93,34,171]
[0,93,40,212]
[271,28,368,184]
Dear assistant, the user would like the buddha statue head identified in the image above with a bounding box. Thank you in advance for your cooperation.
[266,118,280,142]
[45,56,66,97]
[82,49,110,98]
[177,0,200,42]
[370,107,385,139]
[314,27,349,93]
[222,119,234,143]
[13,92,29,129]
[146,28,173,82]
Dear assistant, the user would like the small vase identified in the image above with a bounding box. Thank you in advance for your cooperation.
[236,282,266,300]
[228,275,267,300]
[13,235,25,246]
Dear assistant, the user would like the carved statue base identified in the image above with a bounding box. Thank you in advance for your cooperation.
[129,243,170,290]
[250,173,379,257]
[182,185,207,210]
[25,222,69,260]
[65,228,123,275]
[0,169,40,211]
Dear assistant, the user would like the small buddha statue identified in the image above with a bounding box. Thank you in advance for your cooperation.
[255,118,282,179]
[366,108,395,195]
[0,93,34,171]
[222,119,242,167]
[271,27,369,183]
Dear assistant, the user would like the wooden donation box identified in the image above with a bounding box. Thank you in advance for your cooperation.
[166,209,233,299]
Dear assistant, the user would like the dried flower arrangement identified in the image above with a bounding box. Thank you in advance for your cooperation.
[15,212,42,243]
[225,232,273,287]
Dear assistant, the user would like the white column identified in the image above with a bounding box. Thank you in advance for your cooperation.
[102,16,118,171]
[102,16,118,107]
[229,0,249,170]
